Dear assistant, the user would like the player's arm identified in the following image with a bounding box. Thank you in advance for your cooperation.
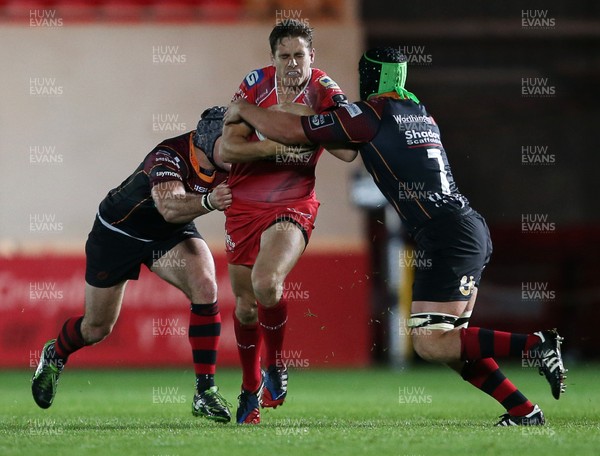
[315,77,358,162]
[219,120,282,163]
[325,145,358,162]
[152,181,232,224]
[226,99,380,150]
[266,102,355,161]
[225,99,309,145]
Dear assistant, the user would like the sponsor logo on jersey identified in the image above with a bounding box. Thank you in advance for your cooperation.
[404,129,441,146]
[193,185,209,193]
[155,156,179,167]
[344,104,362,118]
[308,114,334,130]
[393,114,435,125]
[155,151,182,167]
[155,170,182,180]
[244,69,264,87]
[319,76,340,90]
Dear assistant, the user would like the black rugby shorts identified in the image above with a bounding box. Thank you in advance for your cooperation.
[411,210,493,302]
[85,216,202,288]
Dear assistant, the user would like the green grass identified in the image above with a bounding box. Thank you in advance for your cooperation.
[1,364,599,456]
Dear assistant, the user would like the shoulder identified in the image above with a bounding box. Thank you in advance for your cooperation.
[310,68,342,91]
[234,66,275,101]
[240,66,274,89]
[305,68,347,111]
[145,134,190,169]
[153,133,189,156]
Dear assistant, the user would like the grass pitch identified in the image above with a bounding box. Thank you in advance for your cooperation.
[1,364,598,456]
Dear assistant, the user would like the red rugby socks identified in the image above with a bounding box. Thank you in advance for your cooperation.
[258,298,288,369]
[233,312,263,393]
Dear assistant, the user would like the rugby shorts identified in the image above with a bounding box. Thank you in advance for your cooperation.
[224,195,320,266]
[85,215,202,288]
[411,208,493,302]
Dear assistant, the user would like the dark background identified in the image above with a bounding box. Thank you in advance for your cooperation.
[361,0,600,361]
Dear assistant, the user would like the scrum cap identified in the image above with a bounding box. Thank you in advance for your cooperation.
[192,106,227,170]
[358,47,419,103]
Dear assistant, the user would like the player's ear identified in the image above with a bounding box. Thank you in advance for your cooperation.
[309,48,315,64]
[270,51,275,64]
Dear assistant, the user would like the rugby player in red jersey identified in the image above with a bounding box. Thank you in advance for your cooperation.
[31,107,245,423]
[225,48,567,426]
[220,19,355,424]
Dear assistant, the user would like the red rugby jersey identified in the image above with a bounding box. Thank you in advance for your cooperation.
[229,65,346,203]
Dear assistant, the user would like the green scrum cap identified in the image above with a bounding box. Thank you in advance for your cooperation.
[358,47,419,103]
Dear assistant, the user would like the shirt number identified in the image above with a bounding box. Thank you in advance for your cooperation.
[427,148,451,195]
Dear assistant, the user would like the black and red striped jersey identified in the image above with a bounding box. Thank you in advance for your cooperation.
[97,132,227,241]
[301,95,470,234]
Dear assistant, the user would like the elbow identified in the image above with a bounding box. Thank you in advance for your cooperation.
[326,147,359,163]
[156,204,179,223]
[162,213,179,224]
[345,153,359,163]
[160,210,178,224]
[338,153,357,163]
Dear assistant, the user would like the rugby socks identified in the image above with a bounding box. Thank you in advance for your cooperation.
[461,358,534,417]
[233,312,262,393]
[189,302,221,393]
[54,316,85,363]
[258,298,288,369]
[460,327,541,361]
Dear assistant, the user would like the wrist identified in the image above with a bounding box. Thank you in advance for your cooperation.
[201,193,215,212]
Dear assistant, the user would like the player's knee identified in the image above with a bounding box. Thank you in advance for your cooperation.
[411,333,447,363]
[235,300,257,324]
[251,272,280,307]
[188,273,217,303]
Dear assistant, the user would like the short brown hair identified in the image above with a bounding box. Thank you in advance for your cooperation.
[269,19,313,54]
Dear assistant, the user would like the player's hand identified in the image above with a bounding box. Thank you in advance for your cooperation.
[208,182,232,211]
[225,100,248,125]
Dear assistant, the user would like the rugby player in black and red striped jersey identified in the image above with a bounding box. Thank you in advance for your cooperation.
[224,48,567,426]
[31,107,246,422]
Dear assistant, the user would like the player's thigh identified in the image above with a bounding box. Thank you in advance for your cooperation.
[83,280,127,328]
[151,237,216,300]
[253,221,305,283]
[411,296,474,318]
